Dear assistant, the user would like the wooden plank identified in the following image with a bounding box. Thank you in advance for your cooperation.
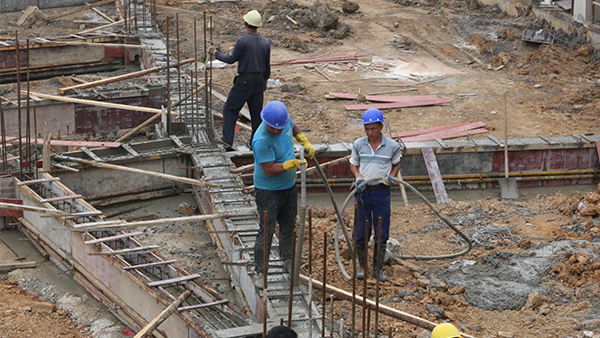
[54,155,218,187]
[328,93,441,103]
[344,97,451,110]
[178,299,228,312]
[89,245,160,256]
[121,143,140,157]
[124,259,178,270]
[39,194,83,203]
[389,122,486,139]
[133,291,192,338]
[84,231,143,245]
[77,18,126,34]
[57,57,198,94]
[421,148,448,203]
[24,91,162,115]
[402,127,488,142]
[7,137,121,148]
[17,177,60,186]
[46,0,117,21]
[52,163,80,172]
[0,261,38,270]
[0,202,67,216]
[170,135,185,148]
[210,89,251,121]
[147,274,200,287]
[271,51,359,66]
[72,214,226,231]
[81,147,103,162]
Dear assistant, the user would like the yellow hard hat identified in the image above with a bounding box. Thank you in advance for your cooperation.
[243,10,262,27]
[431,323,462,338]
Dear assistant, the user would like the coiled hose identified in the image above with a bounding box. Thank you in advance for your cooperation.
[311,162,473,281]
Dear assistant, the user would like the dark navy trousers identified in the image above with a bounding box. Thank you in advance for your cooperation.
[221,72,266,146]
[354,184,391,246]
[253,185,297,273]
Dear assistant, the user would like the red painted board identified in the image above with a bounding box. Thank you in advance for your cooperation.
[389,122,487,139]
[402,127,489,142]
[344,97,452,110]
[421,148,449,203]
[0,198,23,217]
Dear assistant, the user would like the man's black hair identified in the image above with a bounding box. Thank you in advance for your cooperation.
[265,325,297,338]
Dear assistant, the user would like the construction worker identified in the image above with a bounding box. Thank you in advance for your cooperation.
[350,108,402,281]
[207,10,271,151]
[251,100,314,288]
[266,325,298,338]
[431,323,463,338]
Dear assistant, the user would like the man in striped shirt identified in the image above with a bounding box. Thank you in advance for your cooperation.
[350,108,402,281]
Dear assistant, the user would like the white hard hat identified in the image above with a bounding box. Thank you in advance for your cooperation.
[243,10,262,27]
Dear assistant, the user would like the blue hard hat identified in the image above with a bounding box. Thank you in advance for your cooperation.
[261,101,289,129]
[361,108,385,124]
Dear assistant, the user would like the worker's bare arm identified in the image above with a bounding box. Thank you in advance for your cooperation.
[350,164,362,179]
[390,163,400,178]
[260,161,286,177]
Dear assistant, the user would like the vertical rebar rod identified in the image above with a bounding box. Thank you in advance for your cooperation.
[366,306,371,338]
[208,15,214,141]
[340,318,345,338]
[142,0,147,33]
[33,107,37,140]
[351,203,358,338]
[203,11,210,142]
[134,0,138,31]
[287,229,296,327]
[322,232,327,338]
[125,0,129,35]
[329,294,334,336]
[176,14,182,119]
[263,210,269,338]
[15,31,22,172]
[193,19,198,141]
[375,217,383,338]
[361,220,369,338]
[388,327,393,338]
[1,104,7,174]
[308,208,313,337]
[166,17,171,136]
[25,39,31,171]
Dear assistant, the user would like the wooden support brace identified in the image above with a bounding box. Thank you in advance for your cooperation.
[24,91,162,115]
[170,135,185,148]
[0,202,67,216]
[81,147,104,162]
[177,299,228,312]
[39,194,83,203]
[121,143,140,157]
[124,259,178,270]
[133,290,192,338]
[17,177,60,186]
[45,0,117,21]
[0,261,38,270]
[147,274,200,287]
[84,231,143,245]
[89,245,160,256]
[71,214,227,231]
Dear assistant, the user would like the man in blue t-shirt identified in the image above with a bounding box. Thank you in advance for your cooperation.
[350,108,402,281]
[208,10,271,151]
[251,101,315,288]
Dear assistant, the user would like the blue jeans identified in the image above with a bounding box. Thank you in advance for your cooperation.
[221,72,266,146]
[253,185,297,273]
[354,184,391,246]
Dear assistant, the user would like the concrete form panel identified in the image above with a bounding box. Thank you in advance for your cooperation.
[0,0,90,13]
[0,177,17,198]
[401,151,494,176]
[3,103,75,138]
[57,156,188,196]
[492,148,599,172]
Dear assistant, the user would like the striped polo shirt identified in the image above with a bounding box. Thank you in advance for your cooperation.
[350,134,402,182]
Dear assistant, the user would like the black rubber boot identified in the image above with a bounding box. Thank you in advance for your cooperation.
[356,245,366,280]
[373,243,389,282]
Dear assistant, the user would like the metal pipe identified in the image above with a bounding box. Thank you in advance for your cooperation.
[293,147,307,286]
[322,232,327,338]
[287,229,296,327]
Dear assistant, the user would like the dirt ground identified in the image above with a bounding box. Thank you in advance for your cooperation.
[2,0,600,337]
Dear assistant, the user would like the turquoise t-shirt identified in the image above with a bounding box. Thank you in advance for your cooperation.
[252,120,296,190]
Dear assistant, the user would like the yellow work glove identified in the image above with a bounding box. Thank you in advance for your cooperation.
[282,159,307,171]
[294,132,315,159]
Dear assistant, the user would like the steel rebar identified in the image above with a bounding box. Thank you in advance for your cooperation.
[26,39,31,172]
[176,14,182,119]
[203,11,210,142]
[351,203,357,338]
[208,15,214,141]
[308,208,313,337]
[288,229,296,327]
[1,104,7,174]
[15,31,22,172]
[375,217,383,338]
[362,220,369,338]
[322,232,327,338]
[263,210,268,338]
[194,18,199,141]
[166,17,171,136]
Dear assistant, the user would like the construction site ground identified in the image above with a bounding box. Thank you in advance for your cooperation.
[2,0,600,337]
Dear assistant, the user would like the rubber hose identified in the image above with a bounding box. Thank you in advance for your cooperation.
[332,176,473,281]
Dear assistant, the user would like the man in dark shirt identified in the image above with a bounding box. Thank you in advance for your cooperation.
[208,10,271,151]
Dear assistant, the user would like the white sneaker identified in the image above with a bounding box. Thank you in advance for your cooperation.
[254,272,265,289]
